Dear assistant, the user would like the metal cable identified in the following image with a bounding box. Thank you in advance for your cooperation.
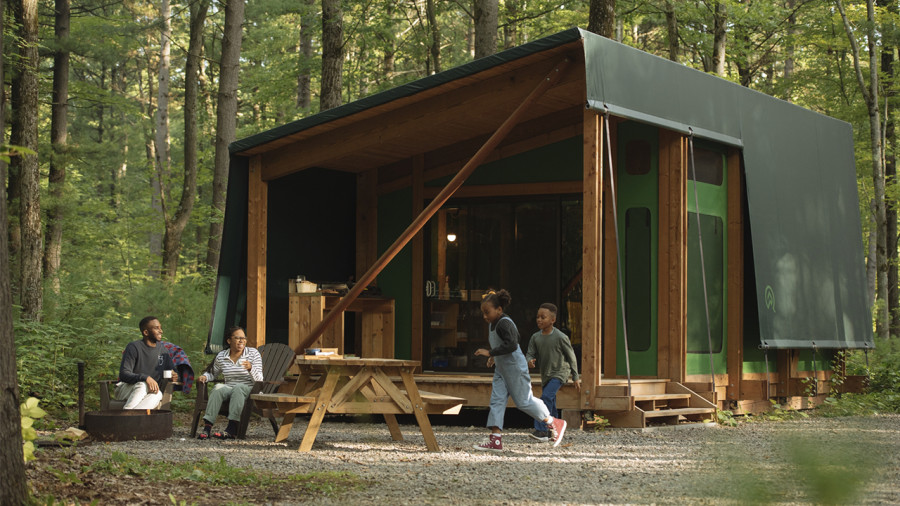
[603,110,633,398]
[762,345,771,399]
[688,134,717,391]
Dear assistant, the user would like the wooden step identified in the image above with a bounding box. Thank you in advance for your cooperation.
[634,393,691,402]
[643,407,716,418]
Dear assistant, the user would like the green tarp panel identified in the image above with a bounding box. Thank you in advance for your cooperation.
[582,30,872,349]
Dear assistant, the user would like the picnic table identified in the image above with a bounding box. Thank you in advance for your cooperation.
[251,357,466,452]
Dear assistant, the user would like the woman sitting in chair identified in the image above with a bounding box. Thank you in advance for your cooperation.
[197,326,263,439]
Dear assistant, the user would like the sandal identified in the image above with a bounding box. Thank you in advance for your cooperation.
[197,432,210,440]
[213,431,235,440]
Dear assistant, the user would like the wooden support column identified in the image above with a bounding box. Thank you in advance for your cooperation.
[725,149,744,402]
[357,169,378,280]
[411,156,425,366]
[657,130,688,382]
[581,109,602,409]
[247,155,268,347]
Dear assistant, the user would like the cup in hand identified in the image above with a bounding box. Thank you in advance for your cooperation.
[163,369,173,379]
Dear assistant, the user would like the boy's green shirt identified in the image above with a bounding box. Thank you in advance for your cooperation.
[525,326,580,385]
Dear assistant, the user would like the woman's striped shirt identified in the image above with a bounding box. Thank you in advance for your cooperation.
[201,347,263,386]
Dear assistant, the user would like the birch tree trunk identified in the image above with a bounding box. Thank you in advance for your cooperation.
[45,0,70,294]
[0,0,27,494]
[11,0,42,320]
[320,0,344,110]
[206,0,245,270]
[473,0,498,59]
[837,0,887,337]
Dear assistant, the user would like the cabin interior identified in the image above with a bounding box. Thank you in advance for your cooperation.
[210,29,872,427]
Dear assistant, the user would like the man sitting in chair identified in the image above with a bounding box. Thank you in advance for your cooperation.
[196,326,263,439]
[115,316,179,409]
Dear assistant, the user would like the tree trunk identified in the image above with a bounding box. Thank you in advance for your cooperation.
[502,0,518,50]
[0,0,28,497]
[426,0,441,73]
[783,0,797,101]
[587,0,615,38]
[11,0,42,321]
[44,0,70,295]
[320,0,343,110]
[882,1,899,337]
[162,0,208,279]
[712,1,727,77]
[206,0,245,270]
[150,0,172,274]
[296,0,314,109]
[838,0,887,337]
[664,0,678,61]
[473,0,498,59]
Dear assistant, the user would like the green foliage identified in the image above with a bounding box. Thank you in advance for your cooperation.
[21,397,47,463]
[715,409,737,427]
[816,337,900,417]
[749,399,809,422]
[86,451,364,494]
[586,413,610,431]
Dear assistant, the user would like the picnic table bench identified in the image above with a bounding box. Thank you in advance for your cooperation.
[251,357,466,452]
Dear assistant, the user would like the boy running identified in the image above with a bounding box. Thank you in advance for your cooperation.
[526,302,581,442]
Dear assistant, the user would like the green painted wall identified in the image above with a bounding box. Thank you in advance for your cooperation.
[378,187,413,359]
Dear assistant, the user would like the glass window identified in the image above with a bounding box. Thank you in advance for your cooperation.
[687,213,724,353]
[626,139,652,175]
[625,207,652,352]
[688,147,723,186]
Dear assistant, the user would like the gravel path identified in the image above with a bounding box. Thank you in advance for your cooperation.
[75,413,900,505]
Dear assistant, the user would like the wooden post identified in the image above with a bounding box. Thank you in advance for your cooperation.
[725,149,744,401]
[657,130,687,382]
[412,156,425,366]
[581,109,602,409]
[247,155,267,347]
[297,58,573,352]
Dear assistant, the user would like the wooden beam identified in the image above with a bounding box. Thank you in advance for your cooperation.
[725,149,744,401]
[247,155,268,347]
[297,58,574,353]
[421,181,582,200]
[412,156,424,367]
[581,109,602,410]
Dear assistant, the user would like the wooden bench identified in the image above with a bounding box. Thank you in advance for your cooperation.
[407,390,466,415]
[250,393,317,416]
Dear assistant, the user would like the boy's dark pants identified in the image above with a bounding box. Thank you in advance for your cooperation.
[534,377,563,431]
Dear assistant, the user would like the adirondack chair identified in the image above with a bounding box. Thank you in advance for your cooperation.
[190,342,295,439]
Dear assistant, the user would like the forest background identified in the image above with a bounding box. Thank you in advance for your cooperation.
[2,0,900,426]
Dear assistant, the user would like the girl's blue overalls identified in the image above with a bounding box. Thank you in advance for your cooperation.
[486,316,550,429]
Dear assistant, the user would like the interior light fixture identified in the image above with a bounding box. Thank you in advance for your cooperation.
[446,233,457,242]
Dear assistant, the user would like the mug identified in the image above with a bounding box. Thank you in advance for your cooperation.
[163,370,173,379]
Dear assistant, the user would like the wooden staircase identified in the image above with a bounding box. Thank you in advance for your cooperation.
[595,379,717,428]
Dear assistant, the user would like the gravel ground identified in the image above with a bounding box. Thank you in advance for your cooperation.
[71,412,900,505]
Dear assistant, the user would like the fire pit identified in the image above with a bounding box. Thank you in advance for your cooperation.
[84,410,173,441]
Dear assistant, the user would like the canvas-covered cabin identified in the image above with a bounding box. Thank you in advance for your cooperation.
[208,28,873,427]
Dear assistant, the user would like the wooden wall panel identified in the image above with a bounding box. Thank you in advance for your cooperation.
[602,121,619,378]
[247,155,268,347]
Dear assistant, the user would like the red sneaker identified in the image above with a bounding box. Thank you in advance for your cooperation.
[548,418,567,447]
[473,434,502,452]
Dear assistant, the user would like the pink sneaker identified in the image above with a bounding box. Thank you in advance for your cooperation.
[548,418,567,447]
[473,434,502,452]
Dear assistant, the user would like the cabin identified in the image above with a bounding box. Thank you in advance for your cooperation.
[206,28,873,427]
